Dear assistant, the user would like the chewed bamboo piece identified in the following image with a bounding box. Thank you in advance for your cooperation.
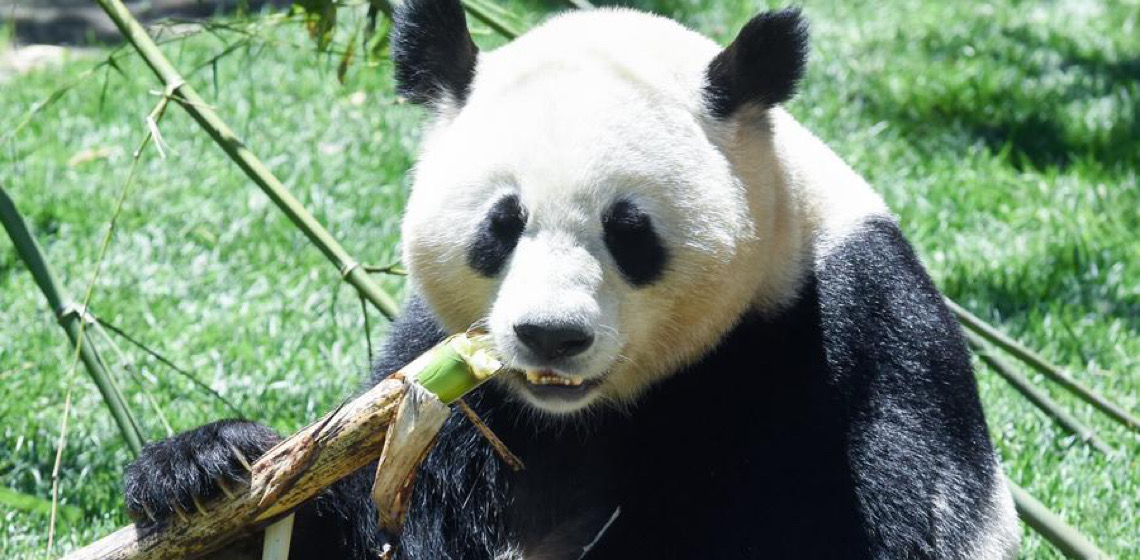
[373,333,504,537]
[61,332,502,560]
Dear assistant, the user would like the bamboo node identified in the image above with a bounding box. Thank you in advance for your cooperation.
[339,259,361,279]
[55,301,97,325]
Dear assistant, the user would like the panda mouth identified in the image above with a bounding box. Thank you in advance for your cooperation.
[518,369,601,400]
[524,369,588,386]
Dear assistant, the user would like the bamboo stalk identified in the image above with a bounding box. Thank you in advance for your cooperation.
[948,298,1138,432]
[92,0,400,321]
[61,333,501,560]
[0,185,145,456]
[60,377,406,560]
[1008,481,1111,560]
[966,332,1114,455]
[260,513,295,560]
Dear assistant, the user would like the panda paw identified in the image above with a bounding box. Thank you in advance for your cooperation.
[123,419,281,525]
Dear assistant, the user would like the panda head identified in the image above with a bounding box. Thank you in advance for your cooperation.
[395,2,809,415]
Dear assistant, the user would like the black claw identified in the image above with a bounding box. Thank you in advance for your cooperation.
[123,419,280,525]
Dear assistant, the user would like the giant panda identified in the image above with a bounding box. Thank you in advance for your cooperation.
[122,2,1021,559]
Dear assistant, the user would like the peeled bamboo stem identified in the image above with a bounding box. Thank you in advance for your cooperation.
[260,514,295,560]
[61,377,407,560]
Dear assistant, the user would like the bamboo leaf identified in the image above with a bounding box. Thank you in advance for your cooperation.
[337,19,362,85]
[294,0,338,52]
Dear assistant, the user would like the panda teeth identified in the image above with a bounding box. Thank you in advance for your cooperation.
[524,369,584,386]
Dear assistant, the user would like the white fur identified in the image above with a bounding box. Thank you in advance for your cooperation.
[974,468,1021,560]
[403,9,890,413]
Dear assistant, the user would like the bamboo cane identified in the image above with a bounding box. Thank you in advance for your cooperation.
[58,377,405,560]
[91,0,401,320]
[949,298,1138,432]
[1008,481,1112,560]
[0,185,145,456]
[60,333,501,560]
[967,332,1114,455]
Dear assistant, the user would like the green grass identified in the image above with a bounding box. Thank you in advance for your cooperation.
[1,0,1136,557]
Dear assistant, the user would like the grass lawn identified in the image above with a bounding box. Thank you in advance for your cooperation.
[1,0,1136,557]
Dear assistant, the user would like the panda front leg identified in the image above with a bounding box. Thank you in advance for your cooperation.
[123,419,281,524]
[122,418,385,557]
[120,296,446,557]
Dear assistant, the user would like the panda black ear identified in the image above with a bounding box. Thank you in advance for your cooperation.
[704,8,809,118]
[392,0,479,107]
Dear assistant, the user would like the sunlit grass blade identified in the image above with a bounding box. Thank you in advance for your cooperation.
[0,487,82,525]
[463,0,525,39]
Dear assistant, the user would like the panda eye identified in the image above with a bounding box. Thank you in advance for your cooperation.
[468,194,526,277]
[602,200,668,287]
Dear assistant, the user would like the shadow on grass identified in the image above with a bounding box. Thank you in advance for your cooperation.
[607,1,1139,172]
[858,23,1139,171]
[940,241,1140,335]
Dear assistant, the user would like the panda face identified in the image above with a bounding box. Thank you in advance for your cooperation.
[398,7,810,415]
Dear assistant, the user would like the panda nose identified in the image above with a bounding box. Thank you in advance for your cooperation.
[514,323,595,361]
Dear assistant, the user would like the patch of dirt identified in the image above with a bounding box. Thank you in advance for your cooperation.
[0,43,97,81]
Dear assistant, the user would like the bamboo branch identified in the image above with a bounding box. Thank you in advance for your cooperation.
[94,315,245,418]
[967,332,1114,456]
[0,185,144,456]
[92,0,401,321]
[948,298,1138,432]
[1008,481,1112,560]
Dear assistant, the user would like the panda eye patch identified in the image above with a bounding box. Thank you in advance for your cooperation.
[468,194,526,277]
[603,200,668,287]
